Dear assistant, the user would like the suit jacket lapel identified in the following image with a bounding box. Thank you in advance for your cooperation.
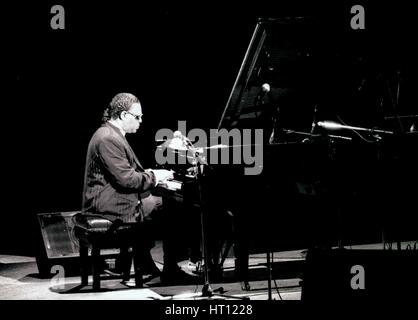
[130,147,144,171]
[105,122,145,171]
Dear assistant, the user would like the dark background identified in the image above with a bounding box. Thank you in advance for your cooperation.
[2,1,417,256]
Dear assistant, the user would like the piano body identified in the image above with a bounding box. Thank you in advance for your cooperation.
[154,18,417,279]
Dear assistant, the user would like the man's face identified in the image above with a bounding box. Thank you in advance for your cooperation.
[122,102,143,134]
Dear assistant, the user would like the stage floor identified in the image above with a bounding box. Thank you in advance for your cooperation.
[1,241,416,300]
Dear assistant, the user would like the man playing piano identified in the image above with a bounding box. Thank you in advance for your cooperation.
[80,92,196,284]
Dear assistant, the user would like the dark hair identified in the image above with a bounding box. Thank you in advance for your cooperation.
[102,93,140,122]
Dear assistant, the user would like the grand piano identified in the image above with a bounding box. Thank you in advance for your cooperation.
[213,17,417,249]
[155,17,418,282]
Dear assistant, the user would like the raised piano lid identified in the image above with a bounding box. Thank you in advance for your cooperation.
[218,18,327,136]
[216,17,399,143]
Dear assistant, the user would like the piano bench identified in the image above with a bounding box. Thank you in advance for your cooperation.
[73,215,143,291]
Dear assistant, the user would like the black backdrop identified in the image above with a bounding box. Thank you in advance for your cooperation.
[2,1,417,255]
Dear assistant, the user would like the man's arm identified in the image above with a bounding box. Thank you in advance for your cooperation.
[98,137,156,192]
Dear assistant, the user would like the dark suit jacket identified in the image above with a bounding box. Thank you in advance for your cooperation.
[81,122,156,222]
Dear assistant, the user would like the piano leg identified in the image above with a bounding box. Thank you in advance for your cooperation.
[231,210,251,290]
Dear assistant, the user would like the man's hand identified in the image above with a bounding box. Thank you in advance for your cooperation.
[150,169,174,185]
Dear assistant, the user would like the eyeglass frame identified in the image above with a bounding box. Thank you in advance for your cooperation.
[125,111,143,121]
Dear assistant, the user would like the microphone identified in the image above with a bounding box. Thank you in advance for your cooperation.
[261,83,271,93]
[317,121,345,130]
[173,130,193,147]
[254,83,271,105]
[317,121,393,134]
[173,130,183,139]
[357,79,366,91]
[310,105,318,134]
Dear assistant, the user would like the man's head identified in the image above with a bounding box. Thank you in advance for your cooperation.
[103,93,143,134]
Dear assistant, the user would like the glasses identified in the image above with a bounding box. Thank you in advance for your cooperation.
[126,111,143,121]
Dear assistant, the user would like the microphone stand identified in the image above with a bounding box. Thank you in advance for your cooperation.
[173,141,249,300]
[317,121,394,249]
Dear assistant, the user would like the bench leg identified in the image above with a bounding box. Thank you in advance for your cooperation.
[79,241,89,286]
[120,246,133,282]
[92,245,101,291]
[132,246,143,288]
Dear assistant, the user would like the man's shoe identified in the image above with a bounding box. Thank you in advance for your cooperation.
[141,264,161,276]
[142,269,161,283]
[103,268,123,277]
[121,279,138,288]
